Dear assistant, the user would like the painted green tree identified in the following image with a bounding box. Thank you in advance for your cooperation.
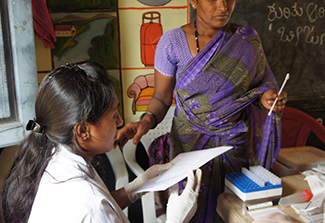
[88,18,119,69]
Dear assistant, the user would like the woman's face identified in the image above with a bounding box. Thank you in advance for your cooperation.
[84,96,123,159]
[193,0,236,29]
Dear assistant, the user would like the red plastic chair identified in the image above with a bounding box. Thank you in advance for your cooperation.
[281,107,325,148]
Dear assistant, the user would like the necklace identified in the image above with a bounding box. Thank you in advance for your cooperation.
[194,20,199,53]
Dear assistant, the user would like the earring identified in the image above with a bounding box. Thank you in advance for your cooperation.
[83,136,89,142]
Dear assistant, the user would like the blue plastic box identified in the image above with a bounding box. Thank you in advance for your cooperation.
[225,172,282,201]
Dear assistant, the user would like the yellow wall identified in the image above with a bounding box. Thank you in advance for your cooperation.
[35,36,53,83]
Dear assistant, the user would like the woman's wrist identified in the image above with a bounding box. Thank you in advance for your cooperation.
[139,111,158,129]
[256,93,265,109]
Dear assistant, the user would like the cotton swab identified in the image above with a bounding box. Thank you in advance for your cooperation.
[268,73,290,116]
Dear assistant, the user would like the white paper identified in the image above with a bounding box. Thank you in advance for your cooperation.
[291,202,323,215]
[312,166,325,175]
[304,175,325,211]
[306,175,325,195]
[299,213,323,223]
[134,146,232,193]
[248,207,286,220]
[291,198,324,223]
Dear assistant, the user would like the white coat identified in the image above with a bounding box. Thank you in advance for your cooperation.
[28,144,130,223]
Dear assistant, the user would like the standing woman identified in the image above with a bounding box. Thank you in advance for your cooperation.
[117,0,287,222]
[1,61,201,223]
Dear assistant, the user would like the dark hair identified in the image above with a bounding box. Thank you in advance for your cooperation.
[2,61,116,223]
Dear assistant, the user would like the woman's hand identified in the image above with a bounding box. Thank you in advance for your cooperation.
[115,119,152,149]
[124,163,173,203]
[112,163,173,208]
[116,70,174,149]
[166,168,202,223]
[260,89,288,112]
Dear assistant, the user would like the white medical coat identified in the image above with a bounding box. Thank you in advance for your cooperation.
[28,144,130,223]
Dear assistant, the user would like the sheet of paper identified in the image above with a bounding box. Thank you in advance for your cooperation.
[299,213,323,223]
[247,207,286,220]
[291,195,324,223]
[304,175,325,211]
[305,175,325,194]
[134,146,232,193]
[291,202,323,215]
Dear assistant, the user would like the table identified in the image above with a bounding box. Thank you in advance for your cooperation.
[217,174,309,222]
[273,146,325,177]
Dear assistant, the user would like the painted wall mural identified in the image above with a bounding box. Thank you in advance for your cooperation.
[51,12,119,69]
[48,0,122,117]
[118,0,188,122]
[47,0,117,12]
[140,12,163,67]
[127,74,155,114]
[127,74,176,114]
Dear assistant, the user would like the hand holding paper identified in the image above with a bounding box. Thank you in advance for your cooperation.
[166,168,202,223]
[124,162,173,203]
[133,146,232,193]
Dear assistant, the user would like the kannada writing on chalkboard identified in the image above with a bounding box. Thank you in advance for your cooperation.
[229,0,325,104]
[267,2,325,46]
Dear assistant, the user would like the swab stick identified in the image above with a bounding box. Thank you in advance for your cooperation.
[268,73,290,116]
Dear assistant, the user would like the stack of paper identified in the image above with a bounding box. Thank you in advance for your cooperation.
[291,171,325,223]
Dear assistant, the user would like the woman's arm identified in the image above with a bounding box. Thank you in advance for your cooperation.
[143,69,175,126]
[116,70,175,148]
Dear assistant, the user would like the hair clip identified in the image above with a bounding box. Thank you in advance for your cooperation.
[26,120,45,133]
[62,63,79,72]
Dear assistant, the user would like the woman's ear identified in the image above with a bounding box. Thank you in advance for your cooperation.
[74,122,90,143]
[191,0,197,9]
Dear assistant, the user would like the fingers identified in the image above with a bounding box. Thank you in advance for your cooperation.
[145,163,173,181]
[278,91,288,105]
[115,135,130,149]
[159,162,173,172]
[118,138,128,149]
[133,120,152,144]
[184,168,195,191]
[271,91,288,112]
[113,140,120,149]
[133,131,144,145]
[169,182,179,199]
[261,89,288,112]
[116,124,136,147]
[194,169,202,193]
[115,121,147,146]
[260,90,276,109]
[183,168,202,194]
[116,118,156,146]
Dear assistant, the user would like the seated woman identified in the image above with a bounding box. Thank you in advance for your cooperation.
[1,61,201,223]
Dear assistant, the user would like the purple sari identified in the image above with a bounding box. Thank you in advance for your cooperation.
[170,24,281,222]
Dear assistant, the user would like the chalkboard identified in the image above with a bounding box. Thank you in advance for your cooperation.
[229,0,325,114]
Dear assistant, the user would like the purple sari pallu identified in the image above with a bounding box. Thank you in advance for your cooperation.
[169,24,282,223]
